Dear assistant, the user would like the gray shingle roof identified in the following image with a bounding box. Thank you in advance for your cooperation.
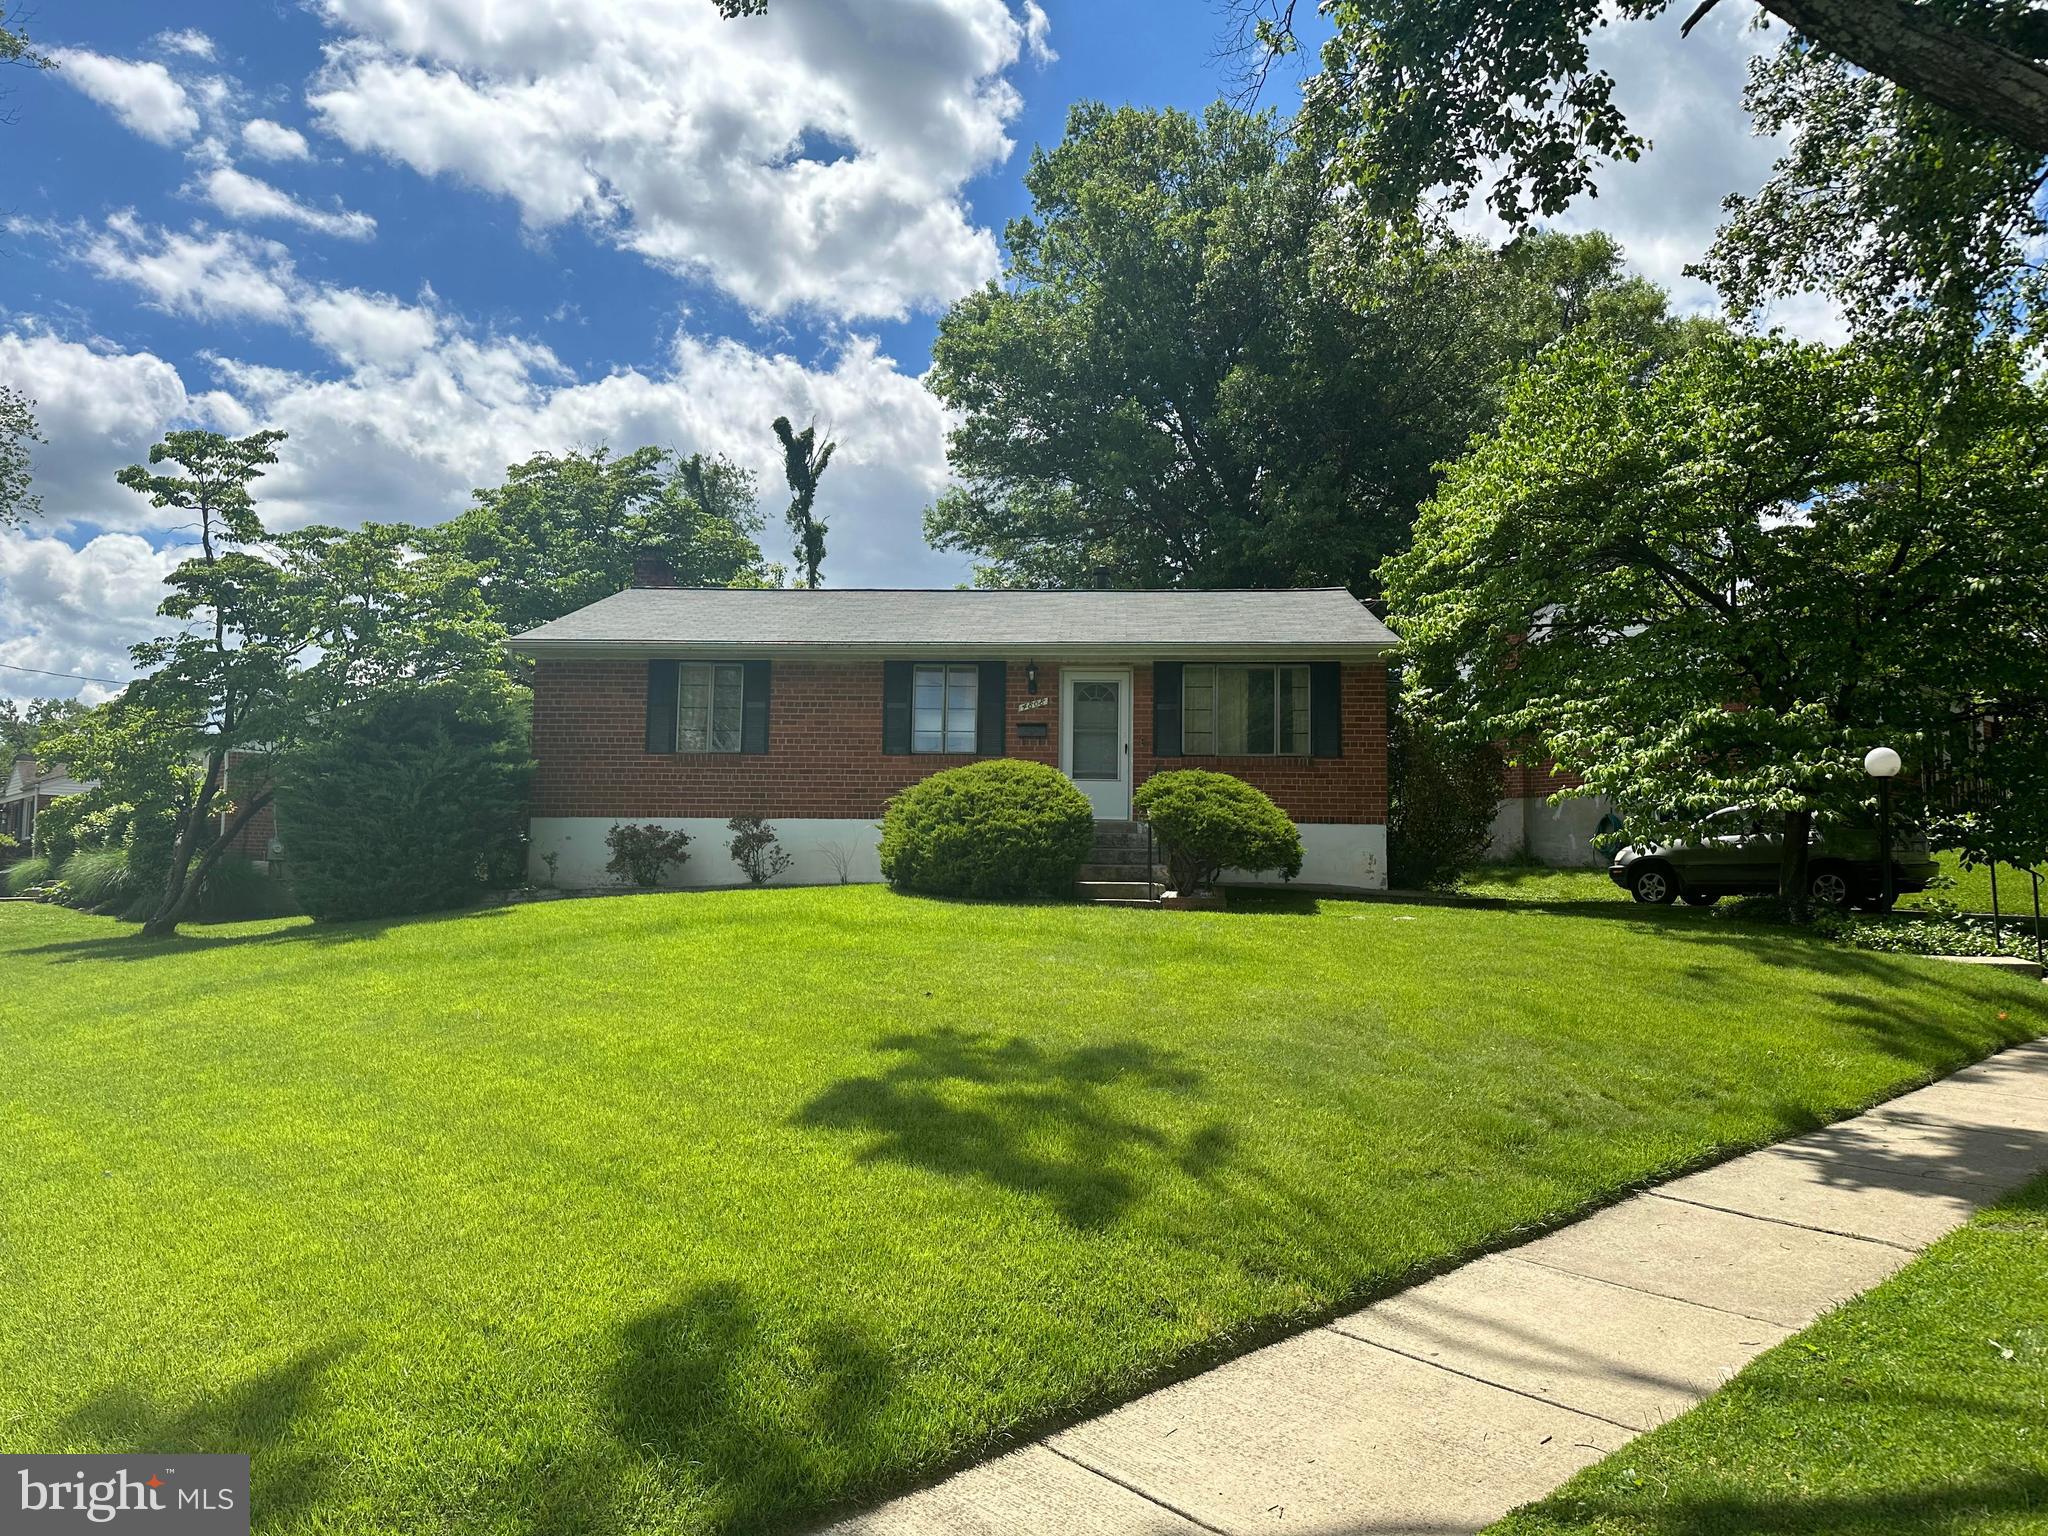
[503,587,1397,657]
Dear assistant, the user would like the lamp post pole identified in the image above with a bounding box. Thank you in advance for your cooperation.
[1864,746,1902,912]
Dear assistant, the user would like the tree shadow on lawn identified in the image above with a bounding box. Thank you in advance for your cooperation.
[792,1027,1230,1229]
[14,905,512,965]
[484,1283,895,1536]
[58,1340,349,1529]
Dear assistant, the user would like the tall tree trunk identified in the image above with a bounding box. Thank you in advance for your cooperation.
[143,748,226,939]
[1778,806,1816,914]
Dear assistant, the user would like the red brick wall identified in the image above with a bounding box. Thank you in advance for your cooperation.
[532,657,1388,824]
[1501,752,1583,799]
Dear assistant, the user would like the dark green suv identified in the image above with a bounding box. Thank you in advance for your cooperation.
[1608,808,1939,910]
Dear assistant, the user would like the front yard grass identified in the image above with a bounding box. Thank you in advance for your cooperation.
[1490,1170,2048,1535]
[2,888,2043,1534]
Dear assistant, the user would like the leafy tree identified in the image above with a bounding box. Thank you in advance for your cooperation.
[771,417,835,590]
[1382,330,2048,900]
[0,696,88,760]
[35,698,199,913]
[1258,0,2048,343]
[442,446,774,636]
[115,430,302,937]
[275,681,532,923]
[275,522,507,705]
[1,384,42,529]
[925,102,1687,592]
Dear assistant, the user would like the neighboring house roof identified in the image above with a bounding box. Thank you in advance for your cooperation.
[503,587,1398,659]
[2,757,93,802]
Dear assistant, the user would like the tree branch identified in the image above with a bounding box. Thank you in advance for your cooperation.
[1754,0,2048,156]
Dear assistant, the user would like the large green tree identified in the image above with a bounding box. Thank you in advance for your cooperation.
[925,102,1687,593]
[1383,330,2048,897]
[441,446,774,636]
[1253,0,2048,343]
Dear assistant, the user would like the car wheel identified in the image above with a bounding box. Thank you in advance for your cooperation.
[1808,866,1853,907]
[1630,865,1677,905]
[1682,891,1721,907]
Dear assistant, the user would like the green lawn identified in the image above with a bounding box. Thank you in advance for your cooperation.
[1490,1171,2048,1535]
[2,889,2044,1535]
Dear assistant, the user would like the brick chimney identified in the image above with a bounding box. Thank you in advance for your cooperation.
[630,549,677,589]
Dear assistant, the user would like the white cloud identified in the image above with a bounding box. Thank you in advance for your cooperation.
[0,317,961,693]
[197,166,378,241]
[0,532,180,704]
[0,332,198,529]
[1022,2,1055,65]
[76,215,301,325]
[48,48,201,145]
[299,289,443,369]
[305,0,1049,319]
[241,118,314,162]
[153,28,218,61]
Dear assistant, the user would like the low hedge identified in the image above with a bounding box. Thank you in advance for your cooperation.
[1134,769,1303,892]
[880,759,1094,899]
[4,856,53,897]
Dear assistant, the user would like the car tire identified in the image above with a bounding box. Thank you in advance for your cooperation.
[1630,865,1678,905]
[1808,865,1854,908]
[1682,891,1721,907]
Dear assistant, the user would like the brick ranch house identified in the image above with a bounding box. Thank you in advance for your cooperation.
[504,582,1398,891]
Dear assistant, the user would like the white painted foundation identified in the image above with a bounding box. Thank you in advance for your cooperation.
[1486,795,1616,868]
[529,817,1390,893]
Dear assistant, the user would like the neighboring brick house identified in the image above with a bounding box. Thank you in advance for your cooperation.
[1486,754,1616,867]
[1,756,96,860]
[505,582,1397,891]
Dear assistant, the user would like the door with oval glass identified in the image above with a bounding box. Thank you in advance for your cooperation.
[1061,667,1132,819]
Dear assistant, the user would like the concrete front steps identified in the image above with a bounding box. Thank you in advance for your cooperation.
[1078,821,1167,906]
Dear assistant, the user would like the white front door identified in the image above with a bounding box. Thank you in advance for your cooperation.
[1061,668,1132,819]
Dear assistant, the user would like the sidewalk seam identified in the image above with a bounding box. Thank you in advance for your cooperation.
[1039,1442,1233,1536]
[1644,1190,1927,1253]
[1494,1252,1801,1330]
[1321,1324,1644,1436]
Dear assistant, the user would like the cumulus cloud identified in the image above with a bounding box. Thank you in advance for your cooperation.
[240,117,315,162]
[0,319,961,694]
[0,532,181,703]
[75,214,302,325]
[153,28,219,61]
[48,48,201,145]
[305,0,1048,319]
[197,166,378,241]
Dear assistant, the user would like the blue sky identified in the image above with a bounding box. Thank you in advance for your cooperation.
[1,0,1791,702]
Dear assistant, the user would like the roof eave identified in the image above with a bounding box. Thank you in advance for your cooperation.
[500,638,1397,660]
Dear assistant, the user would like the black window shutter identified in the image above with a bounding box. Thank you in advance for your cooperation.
[976,661,1006,756]
[1154,661,1183,758]
[645,660,679,753]
[1309,661,1343,758]
[882,661,913,754]
[741,661,772,754]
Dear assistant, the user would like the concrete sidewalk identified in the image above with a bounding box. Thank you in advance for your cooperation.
[829,1037,2048,1536]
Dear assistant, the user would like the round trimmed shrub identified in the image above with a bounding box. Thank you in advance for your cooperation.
[880,759,1094,898]
[1133,769,1303,892]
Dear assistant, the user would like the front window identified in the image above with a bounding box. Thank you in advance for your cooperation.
[1183,664,1310,755]
[678,662,746,752]
[913,664,979,753]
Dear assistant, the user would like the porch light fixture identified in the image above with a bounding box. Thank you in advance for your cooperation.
[1864,745,1901,909]
[1026,662,1039,694]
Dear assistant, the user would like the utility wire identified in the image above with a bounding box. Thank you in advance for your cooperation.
[0,660,126,685]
